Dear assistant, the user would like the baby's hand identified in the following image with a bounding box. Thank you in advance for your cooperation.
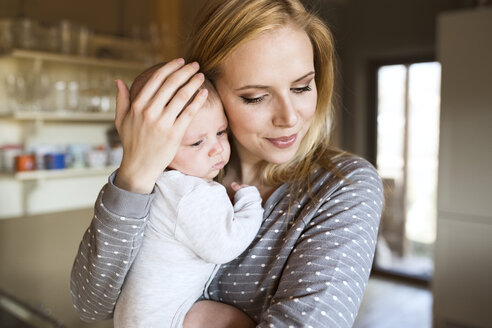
[231,182,249,192]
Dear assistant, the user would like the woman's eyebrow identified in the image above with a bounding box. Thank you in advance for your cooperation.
[234,71,315,91]
[293,71,315,83]
[234,84,268,91]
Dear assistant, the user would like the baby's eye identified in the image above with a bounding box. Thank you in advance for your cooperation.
[217,129,228,136]
[190,140,203,147]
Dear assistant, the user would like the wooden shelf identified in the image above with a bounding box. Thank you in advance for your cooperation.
[0,39,140,218]
[0,111,115,122]
[0,166,118,181]
[7,49,148,70]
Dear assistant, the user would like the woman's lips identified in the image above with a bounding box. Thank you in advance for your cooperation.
[266,134,297,149]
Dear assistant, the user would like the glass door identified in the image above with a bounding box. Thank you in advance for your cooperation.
[375,61,441,280]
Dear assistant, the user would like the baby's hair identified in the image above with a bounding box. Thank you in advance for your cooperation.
[129,62,219,108]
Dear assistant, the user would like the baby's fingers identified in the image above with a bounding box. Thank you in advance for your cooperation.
[231,182,249,191]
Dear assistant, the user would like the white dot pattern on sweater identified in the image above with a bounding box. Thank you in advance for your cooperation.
[70,156,383,327]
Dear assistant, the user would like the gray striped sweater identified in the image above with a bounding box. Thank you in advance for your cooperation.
[70,155,383,327]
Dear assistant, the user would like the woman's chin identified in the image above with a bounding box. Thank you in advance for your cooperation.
[263,151,298,166]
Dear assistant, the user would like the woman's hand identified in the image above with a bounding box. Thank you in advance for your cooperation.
[183,300,256,328]
[114,59,208,194]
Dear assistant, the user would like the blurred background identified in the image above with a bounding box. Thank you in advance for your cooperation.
[0,0,491,327]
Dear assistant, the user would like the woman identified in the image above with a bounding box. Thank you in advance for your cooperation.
[70,0,383,327]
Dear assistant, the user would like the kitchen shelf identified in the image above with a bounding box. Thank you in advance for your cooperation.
[8,49,148,70]
[0,166,118,181]
[0,39,137,218]
[0,111,115,122]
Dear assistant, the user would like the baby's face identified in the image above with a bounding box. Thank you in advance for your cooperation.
[169,99,231,181]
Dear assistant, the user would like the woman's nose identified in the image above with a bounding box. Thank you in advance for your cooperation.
[208,139,224,157]
[273,96,298,127]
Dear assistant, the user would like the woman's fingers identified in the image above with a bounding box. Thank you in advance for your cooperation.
[172,88,208,138]
[131,58,186,111]
[114,79,130,133]
[147,62,201,116]
[162,72,205,120]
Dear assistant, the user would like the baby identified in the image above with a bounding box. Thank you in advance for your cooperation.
[113,63,264,328]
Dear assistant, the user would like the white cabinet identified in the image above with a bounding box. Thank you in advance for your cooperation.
[0,43,148,218]
[433,8,492,328]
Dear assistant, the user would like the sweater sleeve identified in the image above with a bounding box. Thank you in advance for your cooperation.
[70,170,155,322]
[258,163,383,328]
[175,184,263,264]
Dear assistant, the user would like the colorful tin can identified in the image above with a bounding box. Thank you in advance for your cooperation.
[15,154,36,172]
[44,153,66,170]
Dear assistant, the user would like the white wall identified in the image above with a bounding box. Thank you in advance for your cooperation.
[433,7,492,328]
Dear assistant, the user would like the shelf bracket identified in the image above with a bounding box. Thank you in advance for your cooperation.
[20,179,42,217]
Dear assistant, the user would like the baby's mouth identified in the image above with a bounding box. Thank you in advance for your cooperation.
[213,161,226,170]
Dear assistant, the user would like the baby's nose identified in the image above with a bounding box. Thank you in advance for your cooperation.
[209,139,224,157]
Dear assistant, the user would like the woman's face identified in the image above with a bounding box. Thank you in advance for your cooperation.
[214,24,317,166]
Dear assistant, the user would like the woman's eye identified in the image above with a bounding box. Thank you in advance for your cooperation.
[241,96,264,104]
[291,85,312,94]
[190,140,203,147]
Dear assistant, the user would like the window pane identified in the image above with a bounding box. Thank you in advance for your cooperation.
[376,65,407,264]
[406,62,441,267]
[375,62,441,279]
[377,65,406,181]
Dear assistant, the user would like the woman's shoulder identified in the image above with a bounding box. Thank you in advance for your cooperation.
[329,154,379,176]
[310,154,383,201]
[268,154,382,206]
[263,153,383,230]
[312,153,380,184]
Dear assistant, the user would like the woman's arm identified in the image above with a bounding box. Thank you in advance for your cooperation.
[257,163,383,328]
[70,172,152,321]
[70,60,208,321]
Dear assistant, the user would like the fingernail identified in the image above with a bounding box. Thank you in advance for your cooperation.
[197,73,204,80]
[175,58,185,65]
[199,89,208,97]
[191,61,200,69]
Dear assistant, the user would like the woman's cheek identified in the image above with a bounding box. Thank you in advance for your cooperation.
[295,96,316,123]
[229,104,260,133]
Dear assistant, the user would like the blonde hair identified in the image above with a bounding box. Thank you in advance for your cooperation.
[186,0,346,187]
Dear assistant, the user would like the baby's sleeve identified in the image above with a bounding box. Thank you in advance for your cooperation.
[175,184,263,264]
